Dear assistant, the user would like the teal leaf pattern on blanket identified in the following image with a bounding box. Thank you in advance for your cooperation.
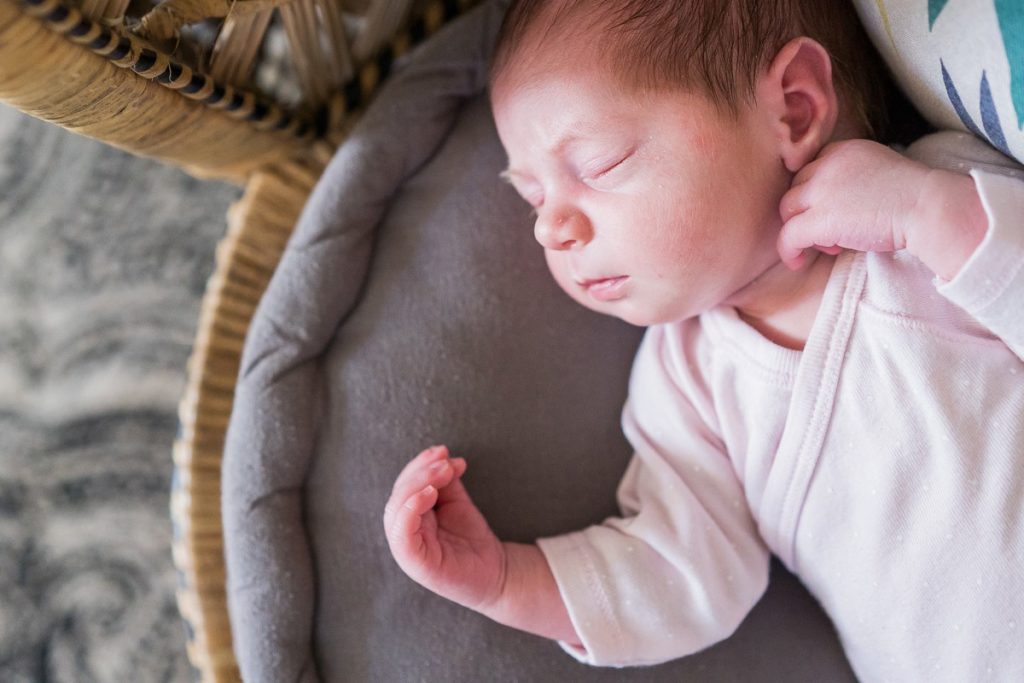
[941,61,1013,158]
[942,59,986,139]
[980,71,1012,156]
[994,0,1023,129]
[928,0,950,29]
[935,0,1022,151]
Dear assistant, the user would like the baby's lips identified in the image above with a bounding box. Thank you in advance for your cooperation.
[580,275,630,302]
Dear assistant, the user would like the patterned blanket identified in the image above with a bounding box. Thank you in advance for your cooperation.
[0,104,241,682]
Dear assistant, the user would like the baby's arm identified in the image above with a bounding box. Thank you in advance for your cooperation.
[383,445,582,647]
[777,135,1024,359]
[387,326,773,667]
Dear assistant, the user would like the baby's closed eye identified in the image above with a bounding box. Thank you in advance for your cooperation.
[581,149,635,189]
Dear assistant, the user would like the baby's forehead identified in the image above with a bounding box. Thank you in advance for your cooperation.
[490,11,625,90]
[490,49,624,113]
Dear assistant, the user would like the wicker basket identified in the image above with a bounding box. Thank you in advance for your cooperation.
[0,0,479,679]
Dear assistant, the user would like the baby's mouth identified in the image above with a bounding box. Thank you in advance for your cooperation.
[577,275,630,302]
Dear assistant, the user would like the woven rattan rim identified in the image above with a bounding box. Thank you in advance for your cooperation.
[173,161,317,682]
[0,0,302,182]
[170,2,481,680]
[17,0,319,139]
[2,0,477,182]
[15,0,480,141]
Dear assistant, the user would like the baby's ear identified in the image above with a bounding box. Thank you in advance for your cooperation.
[760,37,839,172]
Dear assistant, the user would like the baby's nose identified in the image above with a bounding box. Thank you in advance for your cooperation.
[534,208,592,251]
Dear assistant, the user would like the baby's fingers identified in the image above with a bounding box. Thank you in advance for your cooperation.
[394,445,449,487]
[777,204,844,271]
[779,181,811,222]
[390,457,459,511]
[389,446,449,501]
[777,213,814,270]
[385,484,439,558]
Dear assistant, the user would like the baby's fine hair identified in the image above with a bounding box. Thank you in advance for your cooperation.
[491,0,892,139]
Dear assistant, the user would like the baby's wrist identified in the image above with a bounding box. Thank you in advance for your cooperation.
[906,169,988,281]
[481,542,583,647]
[481,542,541,625]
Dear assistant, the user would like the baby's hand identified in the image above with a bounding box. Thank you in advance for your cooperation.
[383,445,507,613]
[777,139,931,270]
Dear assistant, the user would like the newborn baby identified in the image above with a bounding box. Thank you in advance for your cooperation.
[384,1,1024,679]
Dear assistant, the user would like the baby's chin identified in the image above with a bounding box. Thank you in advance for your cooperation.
[613,305,692,328]
[560,287,676,328]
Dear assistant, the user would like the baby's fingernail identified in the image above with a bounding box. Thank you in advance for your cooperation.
[429,460,450,472]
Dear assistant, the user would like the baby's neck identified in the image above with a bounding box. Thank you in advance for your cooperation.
[732,253,837,351]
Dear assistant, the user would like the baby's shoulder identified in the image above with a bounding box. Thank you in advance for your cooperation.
[635,318,709,377]
[859,251,997,343]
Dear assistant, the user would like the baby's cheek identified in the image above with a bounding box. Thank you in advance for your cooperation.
[544,251,573,292]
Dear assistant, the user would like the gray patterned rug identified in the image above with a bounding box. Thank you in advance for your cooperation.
[0,104,242,682]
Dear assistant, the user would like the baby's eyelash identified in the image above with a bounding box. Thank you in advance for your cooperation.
[594,158,624,178]
[586,151,633,180]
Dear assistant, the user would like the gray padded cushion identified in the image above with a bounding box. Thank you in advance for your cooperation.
[223,1,855,680]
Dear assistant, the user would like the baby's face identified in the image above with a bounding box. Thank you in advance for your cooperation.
[492,60,793,326]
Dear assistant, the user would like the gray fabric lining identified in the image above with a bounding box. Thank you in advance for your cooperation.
[222,1,855,680]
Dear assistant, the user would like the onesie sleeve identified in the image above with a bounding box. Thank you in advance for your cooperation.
[904,131,1024,361]
[536,325,770,667]
[936,169,1024,360]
